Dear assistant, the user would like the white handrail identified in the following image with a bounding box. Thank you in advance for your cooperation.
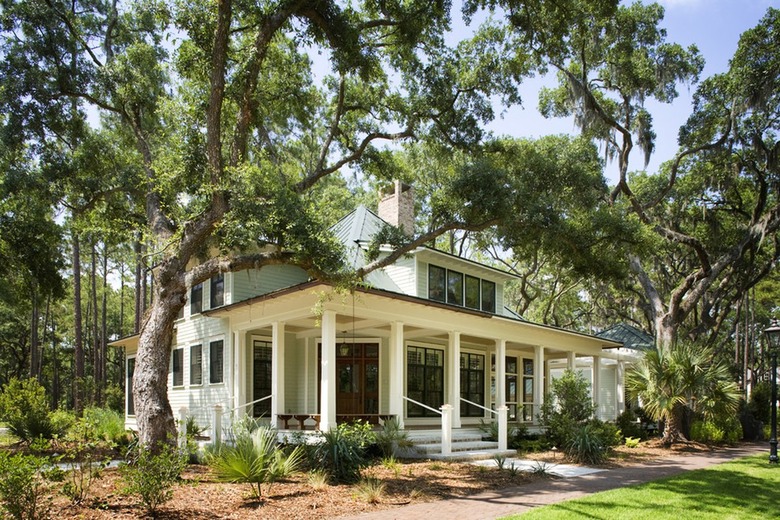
[228,394,273,415]
[460,397,497,416]
[401,395,442,416]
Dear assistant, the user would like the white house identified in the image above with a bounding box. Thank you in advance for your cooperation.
[114,182,640,454]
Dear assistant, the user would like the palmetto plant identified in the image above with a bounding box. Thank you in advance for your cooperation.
[627,342,740,446]
[208,426,304,500]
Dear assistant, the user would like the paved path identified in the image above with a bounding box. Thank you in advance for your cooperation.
[340,443,766,520]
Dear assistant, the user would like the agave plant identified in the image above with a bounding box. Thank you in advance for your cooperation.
[208,426,303,500]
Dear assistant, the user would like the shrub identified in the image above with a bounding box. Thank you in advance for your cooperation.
[624,436,641,448]
[539,370,595,447]
[120,443,187,515]
[313,421,375,483]
[0,451,51,520]
[0,378,55,442]
[208,426,303,500]
[748,381,771,424]
[352,477,385,504]
[68,407,128,447]
[374,417,412,458]
[565,423,608,465]
[690,420,724,444]
[616,409,646,441]
[58,444,110,504]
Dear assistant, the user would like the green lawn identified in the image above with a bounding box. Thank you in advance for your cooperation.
[507,455,780,519]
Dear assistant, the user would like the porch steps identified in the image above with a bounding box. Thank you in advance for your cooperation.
[399,429,516,461]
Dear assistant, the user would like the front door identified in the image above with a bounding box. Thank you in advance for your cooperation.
[335,343,379,416]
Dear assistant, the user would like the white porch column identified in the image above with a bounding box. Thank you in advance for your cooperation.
[495,339,506,409]
[448,331,461,428]
[271,321,286,426]
[233,331,245,414]
[567,351,576,372]
[389,321,405,428]
[320,310,337,431]
[533,345,545,423]
[616,359,626,415]
[592,355,601,419]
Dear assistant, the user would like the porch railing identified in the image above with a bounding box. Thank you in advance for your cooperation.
[460,398,508,451]
[177,395,275,448]
[402,395,453,456]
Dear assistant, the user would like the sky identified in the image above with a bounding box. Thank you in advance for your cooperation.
[459,0,778,184]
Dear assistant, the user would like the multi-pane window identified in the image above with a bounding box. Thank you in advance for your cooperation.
[190,344,203,385]
[428,265,446,302]
[460,352,485,417]
[210,340,224,384]
[465,275,480,309]
[127,357,136,416]
[406,346,444,417]
[522,359,534,421]
[172,348,184,387]
[191,283,203,315]
[447,270,463,306]
[210,273,224,308]
[253,340,272,417]
[427,264,497,313]
[481,280,496,313]
[491,355,519,421]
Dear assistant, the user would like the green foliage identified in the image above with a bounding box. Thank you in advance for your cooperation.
[691,417,742,445]
[69,407,128,447]
[748,381,771,424]
[57,444,110,505]
[373,417,412,458]
[615,408,647,441]
[624,437,641,448]
[313,421,375,483]
[0,451,51,520]
[352,477,385,504]
[207,426,303,500]
[627,343,741,445]
[564,422,610,465]
[0,378,55,442]
[120,443,187,515]
[540,369,595,447]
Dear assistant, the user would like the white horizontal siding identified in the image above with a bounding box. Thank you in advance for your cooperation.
[384,256,416,295]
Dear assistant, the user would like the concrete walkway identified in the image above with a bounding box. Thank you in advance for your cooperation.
[340,443,766,520]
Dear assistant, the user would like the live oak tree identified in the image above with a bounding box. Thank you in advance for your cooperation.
[2,0,580,446]
[514,2,780,351]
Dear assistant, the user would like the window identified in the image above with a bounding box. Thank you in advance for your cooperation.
[191,283,203,315]
[465,275,480,309]
[522,359,534,421]
[427,264,497,313]
[491,355,519,421]
[406,346,444,417]
[127,357,136,416]
[253,340,272,417]
[447,270,463,306]
[460,352,485,417]
[210,273,224,308]
[210,339,224,384]
[428,265,446,302]
[172,348,184,387]
[190,344,203,385]
[481,280,496,313]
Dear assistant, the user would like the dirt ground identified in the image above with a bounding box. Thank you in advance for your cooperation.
[48,439,717,519]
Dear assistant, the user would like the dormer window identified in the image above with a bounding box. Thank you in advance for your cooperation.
[428,264,496,313]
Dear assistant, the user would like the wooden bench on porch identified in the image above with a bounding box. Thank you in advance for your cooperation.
[276,414,396,430]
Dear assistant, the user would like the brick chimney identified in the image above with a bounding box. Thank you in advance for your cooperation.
[377,180,414,237]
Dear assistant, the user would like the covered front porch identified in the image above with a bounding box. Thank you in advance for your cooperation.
[204,282,625,447]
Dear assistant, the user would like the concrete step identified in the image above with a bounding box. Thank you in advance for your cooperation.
[414,440,500,454]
